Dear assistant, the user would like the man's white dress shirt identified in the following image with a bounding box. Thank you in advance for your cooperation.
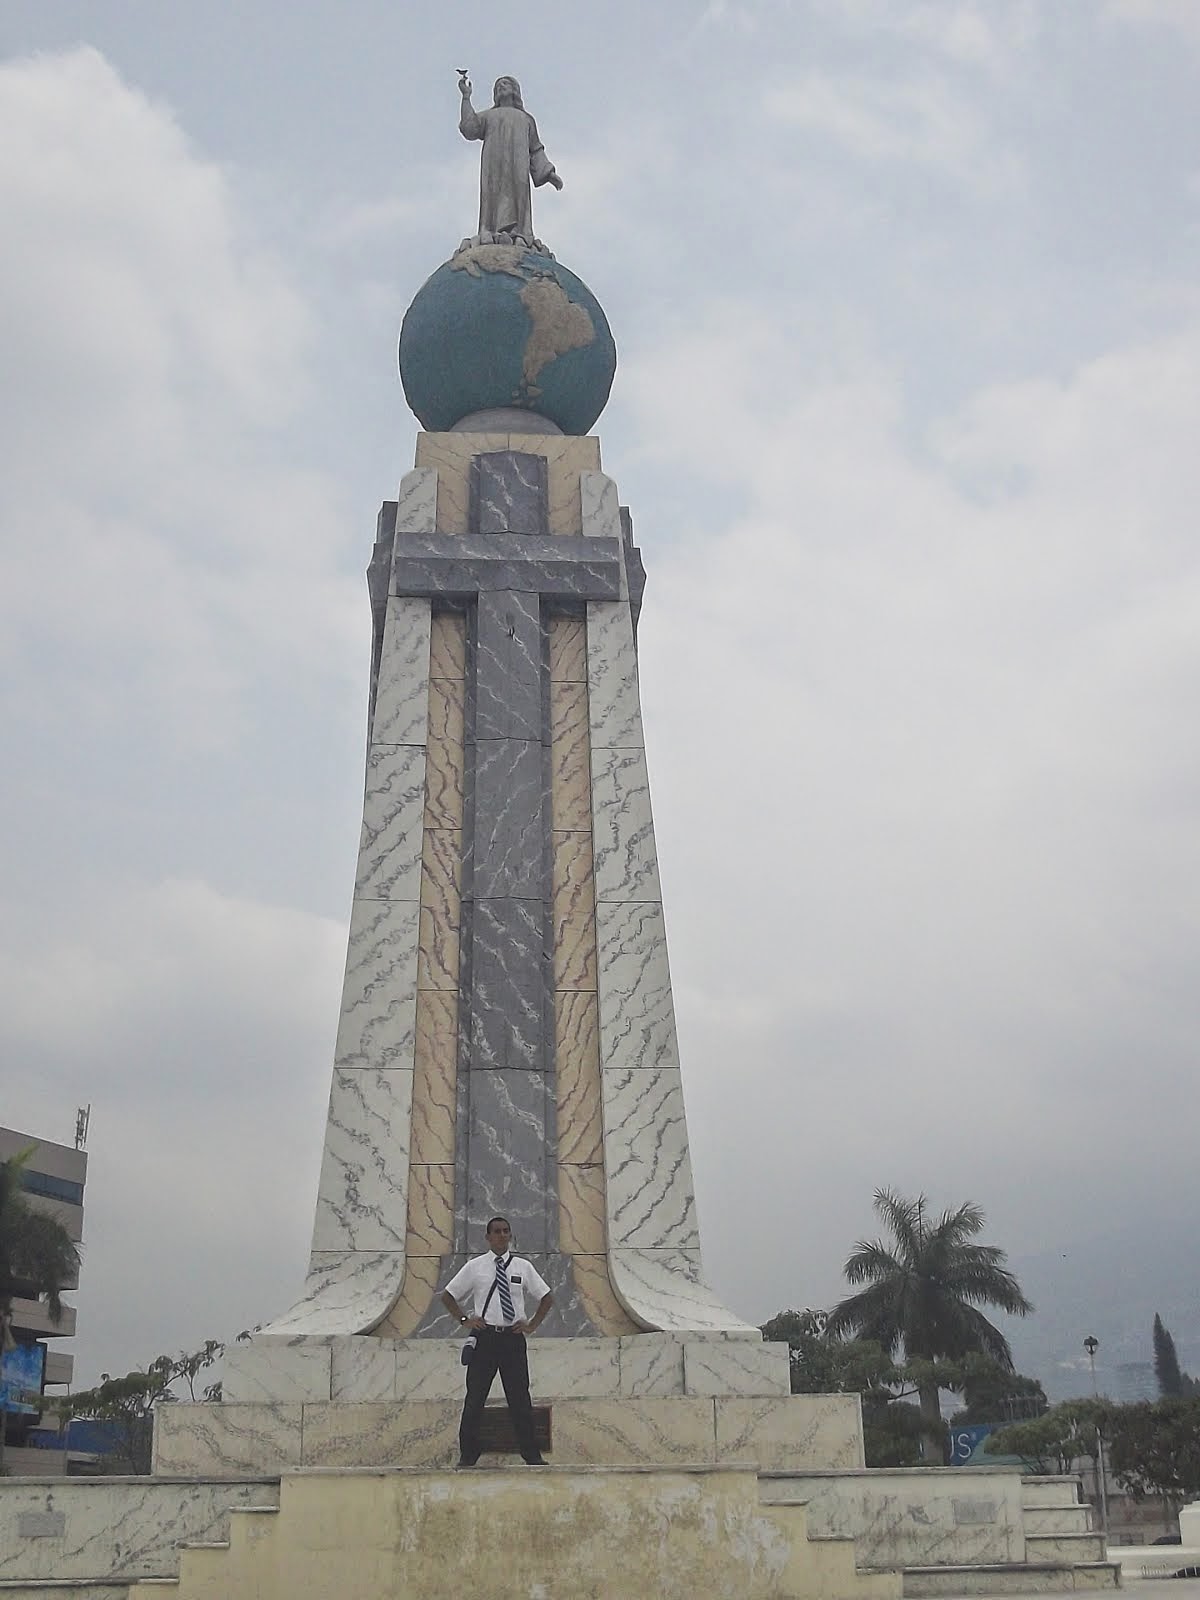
[445,1252,550,1326]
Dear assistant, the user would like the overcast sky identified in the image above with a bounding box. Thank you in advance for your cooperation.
[2,1,1198,1397]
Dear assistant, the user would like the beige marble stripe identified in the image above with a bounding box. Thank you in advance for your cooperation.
[560,1164,606,1255]
[405,1164,455,1256]
[550,681,592,832]
[553,831,598,991]
[375,1255,441,1339]
[549,616,587,683]
[424,677,465,830]
[429,610,467,680]
[556,992,603,1165]
[411,991,457,1166]
[574,1253,640,1335]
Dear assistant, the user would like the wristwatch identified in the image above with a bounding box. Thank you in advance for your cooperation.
[459,1314,468,1324]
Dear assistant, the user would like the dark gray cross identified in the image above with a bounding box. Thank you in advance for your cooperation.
[378,452,621,1292]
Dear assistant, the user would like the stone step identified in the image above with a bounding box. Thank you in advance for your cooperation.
[903,1560,1120,1596]
[0,1586,135,1598]
[1025,1533,1107,1564]
[1019,1476,1084,1508]
[1023,1503,1094,1535]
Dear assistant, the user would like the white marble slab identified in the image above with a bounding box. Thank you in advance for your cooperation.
[530,1336,621,1398]
[716,1394,866,1472]
[394,465,438,535]
[581,470,621,540]
[591,746,662,903]
[355,742,427,902]
[332,897,420,1071]
[595,901,679,1067]
[153,1401,303,1476]
[0,1479,276,1583]
[618,1333,684,1396]
[587,599,644,749]
[221,1339,333,1403]
[393,1341,465,1401]
[684,1339,790,1398]
[610,1249,758,1334]
[259,1251,406,1337]
[371,597,431,748]
[602,1067,699,1249]
[312,1068,413,1252]
[331,1337,397,1402]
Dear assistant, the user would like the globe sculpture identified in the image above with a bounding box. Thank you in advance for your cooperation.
[399,245,616,436]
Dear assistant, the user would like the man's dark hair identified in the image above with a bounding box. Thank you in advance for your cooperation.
[486,1216,511,1234]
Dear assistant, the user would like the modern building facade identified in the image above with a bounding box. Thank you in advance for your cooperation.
[0,1125,86,1393]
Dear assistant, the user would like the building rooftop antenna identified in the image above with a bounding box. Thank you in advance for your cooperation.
[74,1105,90,1151]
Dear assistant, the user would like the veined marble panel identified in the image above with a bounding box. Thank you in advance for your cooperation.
[543,436,602,534]
[591,747,662,903]
[313,1069,413,1253]
[300,1399,460,1468]
[153,1402,302,1476]
[550,1398,717,1466]
[333,898,420,1071]
[474,449,547,536]
[595,900,679,1066]
[405,1163,454,1255]
[412,990,457,1164]
[469,896,546,1069]
[476,590,542,740]
[393,1342,467,1401]
[331,1338,397,1403]
[370,597,431,747]
[221,1340,332,1404]
[394,465,438,535]
[684,1340,790,1398]
[424,676,465,829]
[466,1068,550,1249]
[715,1394,866,1472]
[610,1249,759,1334]
[530,1337,620,1398]
[587,599,644,749]
[430,609,467,679]
[549,614,587,682]
[415,431,510,535]
[619,1333,684,1396]
[559,1161,606,1255]
[602,1067,699,1249]
[473,738,546,898]
[374,1254,440,1339]
[550,680,592,831]
[259,1250,406,1337]
[553,830,598,989]
[417,892,459,991]
[0,1479,275,1584]
[573,1252,641,1335]
[555,991,603,1164]
[356,743,426,902]
[581,470,622,541]
[420,822,461,921]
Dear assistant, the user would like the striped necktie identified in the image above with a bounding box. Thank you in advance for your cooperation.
[494,1254,516,1323]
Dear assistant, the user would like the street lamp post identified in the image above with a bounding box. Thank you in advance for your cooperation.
[1084,1336,1110,1540]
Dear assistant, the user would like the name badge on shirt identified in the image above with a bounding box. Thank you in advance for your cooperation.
[511,1275,521,1283]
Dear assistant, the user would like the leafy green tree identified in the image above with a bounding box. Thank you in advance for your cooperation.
[826,1190,1033,1459]
[0,1148,83,1471]
[950,1353,1048,1424]
[55,1341,223,1474]
[1152,1314,1196,1398]
[987,1398,1111,1475]
[1107,1398,1200,1508]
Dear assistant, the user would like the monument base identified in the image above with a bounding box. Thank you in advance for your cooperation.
[126,1465,901,1600]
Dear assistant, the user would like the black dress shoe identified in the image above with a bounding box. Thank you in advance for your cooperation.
[524,1456,548,1466]
[456,1457,478,1468]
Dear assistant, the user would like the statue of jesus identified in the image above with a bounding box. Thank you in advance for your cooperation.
[458,73,564,249]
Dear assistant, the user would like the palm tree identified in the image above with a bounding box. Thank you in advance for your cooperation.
[0,1147,83,1468]
[827,1189,1033,1460]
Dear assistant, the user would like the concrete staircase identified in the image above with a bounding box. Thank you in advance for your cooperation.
[901,1477,1118,1596]
[122,1465,903,1600]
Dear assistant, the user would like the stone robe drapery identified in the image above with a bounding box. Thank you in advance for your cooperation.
[460,102,557,242]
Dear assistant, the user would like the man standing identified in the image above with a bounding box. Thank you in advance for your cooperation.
[441,1216,553,1467]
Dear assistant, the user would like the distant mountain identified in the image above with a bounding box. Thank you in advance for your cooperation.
[997,1226,1200,1404]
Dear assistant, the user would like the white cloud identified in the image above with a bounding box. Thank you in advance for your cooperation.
[1104,0,1200,46]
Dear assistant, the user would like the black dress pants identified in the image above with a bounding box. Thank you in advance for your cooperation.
[459,1328,540,1463]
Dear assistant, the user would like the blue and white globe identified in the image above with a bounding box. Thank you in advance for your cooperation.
[399,245,616,436]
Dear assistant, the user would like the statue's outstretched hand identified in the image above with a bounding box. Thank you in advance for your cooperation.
[457,70,472,98]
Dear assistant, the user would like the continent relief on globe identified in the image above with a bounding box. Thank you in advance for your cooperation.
[451,246,596,397]
[399,245,617,435]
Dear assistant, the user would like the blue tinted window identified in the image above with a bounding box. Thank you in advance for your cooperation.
[21,1171,84,1207]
